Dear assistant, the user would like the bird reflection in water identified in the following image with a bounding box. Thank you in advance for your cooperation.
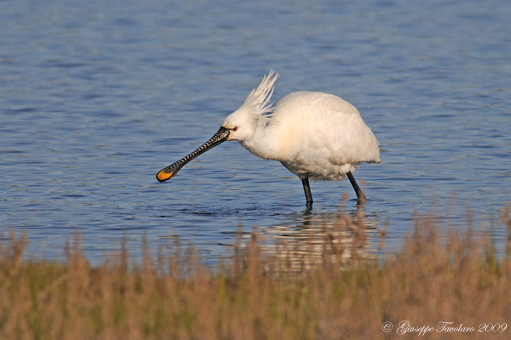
[231,199,383,272]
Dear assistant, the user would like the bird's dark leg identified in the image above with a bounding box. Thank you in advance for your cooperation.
[302,178,313,208]
[347,171,366,204]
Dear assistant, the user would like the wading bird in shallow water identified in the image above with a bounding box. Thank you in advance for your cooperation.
[156,71,380,207]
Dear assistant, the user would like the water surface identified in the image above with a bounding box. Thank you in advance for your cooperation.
[1,0,510,263]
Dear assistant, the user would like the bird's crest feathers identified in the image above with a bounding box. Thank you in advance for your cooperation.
[240,70,279,124]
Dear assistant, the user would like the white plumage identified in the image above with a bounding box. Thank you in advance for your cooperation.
[157,71,380,206]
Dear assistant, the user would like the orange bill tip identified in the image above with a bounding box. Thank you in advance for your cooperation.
[156,170,173,182]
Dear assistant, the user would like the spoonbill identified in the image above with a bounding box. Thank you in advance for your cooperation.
[157,71,380,206]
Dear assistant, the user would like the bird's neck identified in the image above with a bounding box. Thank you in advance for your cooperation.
[239,123,279,160]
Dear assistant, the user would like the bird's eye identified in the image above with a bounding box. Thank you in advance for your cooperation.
[232,127,238,131]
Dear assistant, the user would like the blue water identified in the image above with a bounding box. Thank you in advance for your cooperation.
[1,0,510,263]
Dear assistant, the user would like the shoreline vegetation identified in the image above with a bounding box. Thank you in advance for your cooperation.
[1,207,511,339]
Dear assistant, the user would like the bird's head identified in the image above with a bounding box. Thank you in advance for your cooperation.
[156,71,279,183]
[221,71,279,142]
[221,108,256,142]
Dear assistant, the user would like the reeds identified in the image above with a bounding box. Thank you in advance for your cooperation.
[1,207,511,340]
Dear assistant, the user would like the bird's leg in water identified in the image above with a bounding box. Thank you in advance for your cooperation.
[347,171,366,204]
[302,178,313,208]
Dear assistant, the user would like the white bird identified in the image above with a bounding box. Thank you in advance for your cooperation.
[157,71,380,207]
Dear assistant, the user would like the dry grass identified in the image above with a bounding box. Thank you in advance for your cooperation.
[1,207,511,340]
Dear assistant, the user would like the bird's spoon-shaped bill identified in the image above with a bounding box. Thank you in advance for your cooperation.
[156,126,230,182]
